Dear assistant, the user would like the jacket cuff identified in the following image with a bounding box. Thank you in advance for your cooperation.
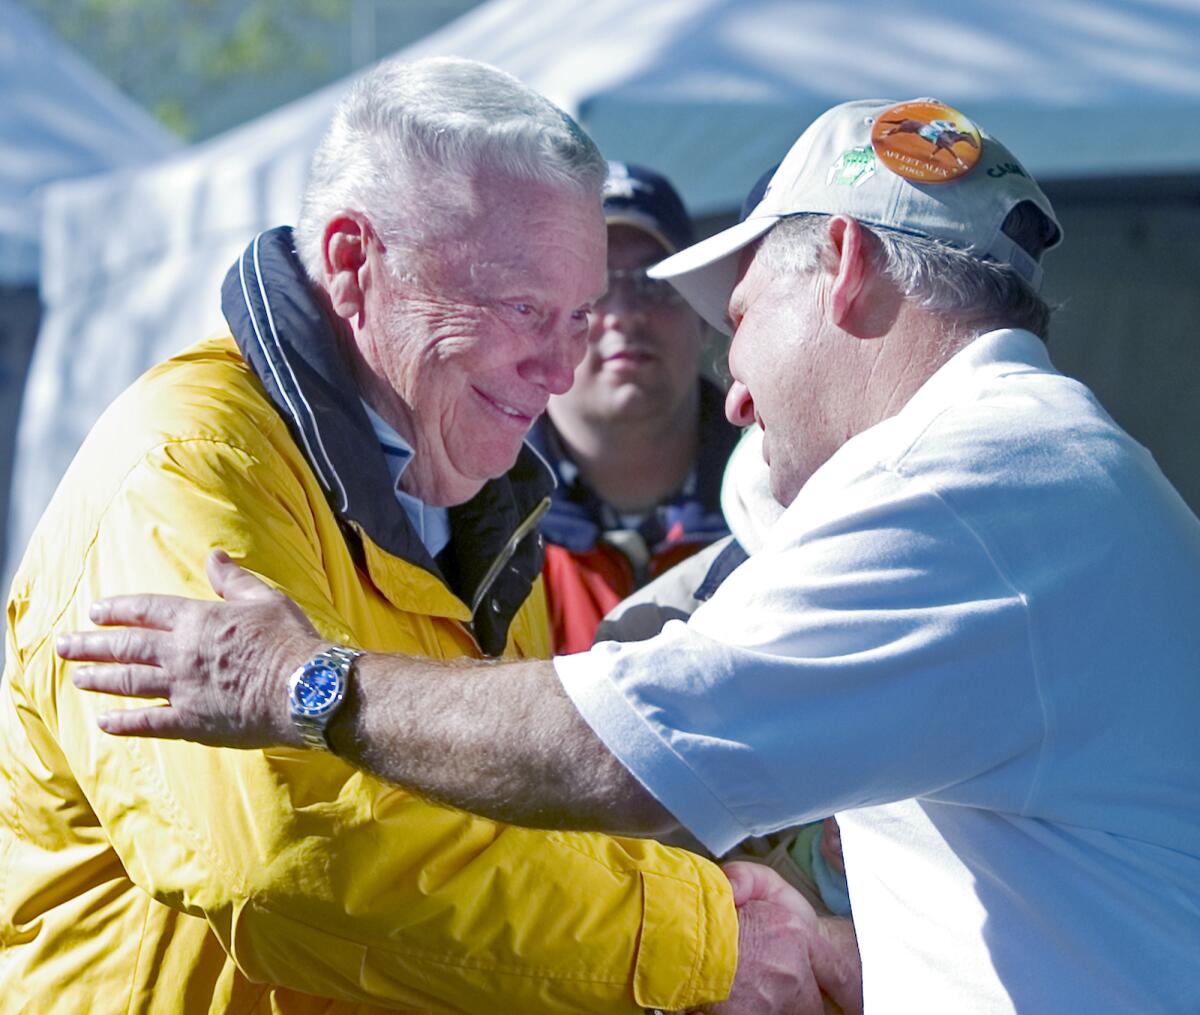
[632,860,737,1011]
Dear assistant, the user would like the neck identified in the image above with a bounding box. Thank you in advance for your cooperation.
[332,309,420,451]
[862,312,974,429]
[332,312,468,506]
[549,385,701,513]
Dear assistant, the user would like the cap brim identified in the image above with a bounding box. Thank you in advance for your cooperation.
[647,215,778,334]
[603,211,679,255]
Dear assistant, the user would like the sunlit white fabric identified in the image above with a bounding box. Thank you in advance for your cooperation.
[558,328,1200,1011]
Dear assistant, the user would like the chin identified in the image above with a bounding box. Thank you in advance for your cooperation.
[602,388,667,421]
[460,456,525,497]
[421,464,496,508]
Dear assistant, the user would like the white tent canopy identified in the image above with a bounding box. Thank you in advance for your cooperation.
[0,0,179,284]
[11,0,1200,575]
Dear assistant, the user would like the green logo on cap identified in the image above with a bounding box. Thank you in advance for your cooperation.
[827,146,877,188]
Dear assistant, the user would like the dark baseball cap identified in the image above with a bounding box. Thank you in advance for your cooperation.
[602,161,695,254]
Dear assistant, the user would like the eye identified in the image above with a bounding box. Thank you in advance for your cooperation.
[510,302,534,316]
[570,305,593,324]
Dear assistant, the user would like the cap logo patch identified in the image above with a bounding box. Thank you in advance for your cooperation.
[827,145,877,188]
[604,176,653,200]
[870,100,982,183]
[987,161,1027,179]
[603,162,654,201]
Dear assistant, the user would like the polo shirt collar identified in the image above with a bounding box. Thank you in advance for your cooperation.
[360,399,450,558]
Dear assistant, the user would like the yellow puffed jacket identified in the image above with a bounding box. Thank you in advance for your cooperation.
[0,229,736,1014]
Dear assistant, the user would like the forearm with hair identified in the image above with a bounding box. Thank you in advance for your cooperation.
[326,653,679,836]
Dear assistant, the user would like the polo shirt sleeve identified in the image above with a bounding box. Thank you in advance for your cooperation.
[555,462,1047,857]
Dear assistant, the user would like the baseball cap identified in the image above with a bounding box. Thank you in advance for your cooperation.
[649,98,1063,334]
[739,162,779,223]
[602,161,695,254]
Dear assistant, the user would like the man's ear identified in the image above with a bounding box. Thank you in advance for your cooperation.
[825,216,867,330]
[322,215,370,323]
[825,215,898,339]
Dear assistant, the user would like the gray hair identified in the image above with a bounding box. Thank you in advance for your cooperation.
[294,56,606,280]
[758,207,1056,339]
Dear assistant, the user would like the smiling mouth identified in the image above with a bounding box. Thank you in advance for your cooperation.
[473,387,541,425]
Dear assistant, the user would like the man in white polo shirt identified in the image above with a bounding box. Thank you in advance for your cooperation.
[62,98,1200,1011]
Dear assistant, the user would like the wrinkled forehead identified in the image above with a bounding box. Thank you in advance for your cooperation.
[416,180,607,297]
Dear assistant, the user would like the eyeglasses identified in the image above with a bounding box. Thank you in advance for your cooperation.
[600,267,685,308]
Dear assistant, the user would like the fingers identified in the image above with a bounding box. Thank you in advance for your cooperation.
[88,593,187,630]
[207,549,276,602]
[722,860,767,906]
[722,861,813,916]
[57,627,167,666]
[209,550,317,637]
[72,663,172,700]
[97,705,190,740]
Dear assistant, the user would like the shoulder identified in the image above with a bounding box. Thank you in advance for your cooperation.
[59,333,313,513]
[99,334,287,461]
[809,330,1134,515]
[7,337,313,629]
[894,360,1140,522]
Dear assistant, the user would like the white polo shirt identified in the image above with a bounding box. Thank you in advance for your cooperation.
[555,329,1200,1011]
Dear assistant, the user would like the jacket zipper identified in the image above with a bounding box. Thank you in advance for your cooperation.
[470,495,551,617]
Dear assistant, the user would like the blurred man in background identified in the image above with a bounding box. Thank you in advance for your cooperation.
[531,162,740,653]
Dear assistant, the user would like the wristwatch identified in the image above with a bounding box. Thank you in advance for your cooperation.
[286,644,363,751]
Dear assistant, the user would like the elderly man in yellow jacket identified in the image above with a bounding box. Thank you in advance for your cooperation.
[0,57,847,1014]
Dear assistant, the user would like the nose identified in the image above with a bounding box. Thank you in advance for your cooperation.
[725,379,756,427]
[518,319,587,395]
[596,285,645,336]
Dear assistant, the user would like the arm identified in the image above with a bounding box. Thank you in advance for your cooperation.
[341,647,679,836]
[64,549,677,837]
[48,439,736,1013]
[57,550,864,1015]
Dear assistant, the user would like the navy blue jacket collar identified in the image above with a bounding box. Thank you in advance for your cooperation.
[221,226,553,656]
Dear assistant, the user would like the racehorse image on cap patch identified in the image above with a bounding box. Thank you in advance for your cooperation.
[871,99,982,182]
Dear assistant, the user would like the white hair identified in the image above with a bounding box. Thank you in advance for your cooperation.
[758,208,1055,338]
[294,56,606,281]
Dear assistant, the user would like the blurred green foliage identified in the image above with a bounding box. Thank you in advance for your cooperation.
[21,0,480,140]
[26,0,348,137]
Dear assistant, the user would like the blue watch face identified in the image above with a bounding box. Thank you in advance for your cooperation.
[293,664,342,717]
